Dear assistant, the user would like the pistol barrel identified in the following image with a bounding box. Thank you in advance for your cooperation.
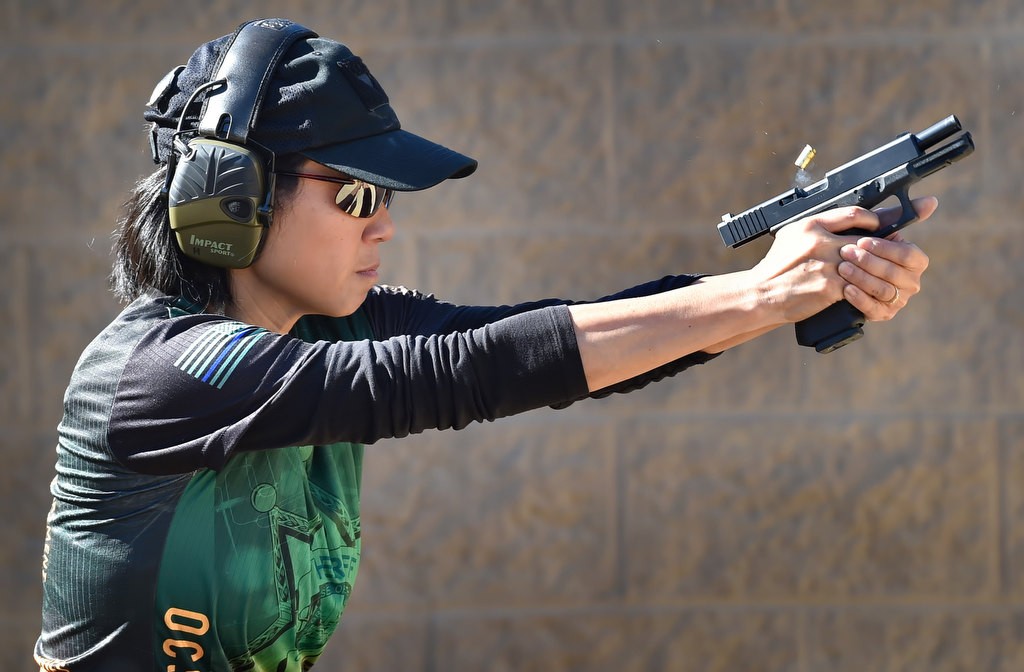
[717,115,970,248]
[914,115,962,149]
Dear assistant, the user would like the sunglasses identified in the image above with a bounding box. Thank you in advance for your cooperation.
[274,171,395,218]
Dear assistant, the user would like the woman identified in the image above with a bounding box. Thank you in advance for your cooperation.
[35,19,934,672]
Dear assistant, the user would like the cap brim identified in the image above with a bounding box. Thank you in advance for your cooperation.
[301,129,477,192]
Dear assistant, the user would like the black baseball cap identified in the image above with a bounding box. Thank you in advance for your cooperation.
[145,20,477,191]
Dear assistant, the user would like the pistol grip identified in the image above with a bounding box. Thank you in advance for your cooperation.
[798,188,917,353]
[795,300,866,353]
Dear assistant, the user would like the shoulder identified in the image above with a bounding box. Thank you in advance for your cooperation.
[91,293,290,398]
[358,284,451,338]
[69,293,200,383]
[367,284,440,303]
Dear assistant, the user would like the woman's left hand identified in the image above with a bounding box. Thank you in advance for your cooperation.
[837,196,936,321]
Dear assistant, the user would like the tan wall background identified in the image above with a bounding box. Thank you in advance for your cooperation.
[3,1,1022,670]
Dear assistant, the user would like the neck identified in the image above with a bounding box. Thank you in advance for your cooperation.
[225,271,301,334]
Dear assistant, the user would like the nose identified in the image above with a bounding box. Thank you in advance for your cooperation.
[366,206,395,243]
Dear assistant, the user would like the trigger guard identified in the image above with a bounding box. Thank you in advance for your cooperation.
[874,189,919,238]
[895,189,918,227]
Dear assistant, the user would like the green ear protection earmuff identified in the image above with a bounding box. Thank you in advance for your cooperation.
[165,19,316,269]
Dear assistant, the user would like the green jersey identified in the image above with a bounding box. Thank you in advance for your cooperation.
[36,278,712,671]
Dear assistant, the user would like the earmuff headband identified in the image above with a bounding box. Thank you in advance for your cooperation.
[198,18,318,145]
[165,18,318,269]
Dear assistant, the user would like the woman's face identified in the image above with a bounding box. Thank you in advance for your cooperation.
[229,159,395,332]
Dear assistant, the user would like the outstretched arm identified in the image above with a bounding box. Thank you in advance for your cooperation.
[570,199,935,392]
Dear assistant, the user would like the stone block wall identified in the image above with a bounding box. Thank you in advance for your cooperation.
[2,1,1022,670]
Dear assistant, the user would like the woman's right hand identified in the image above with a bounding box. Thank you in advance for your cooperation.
[568,200,936,388]
[748,199,934,325]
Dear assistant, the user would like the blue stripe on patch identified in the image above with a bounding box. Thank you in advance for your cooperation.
[175,323,268,388]
[201,330,248,383]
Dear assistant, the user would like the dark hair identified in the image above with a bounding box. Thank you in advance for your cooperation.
[110,155,304,308]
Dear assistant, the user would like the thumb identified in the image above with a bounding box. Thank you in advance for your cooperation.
[811,206,881,235]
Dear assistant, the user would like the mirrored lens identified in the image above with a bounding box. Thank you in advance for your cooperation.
[335,181,394,218]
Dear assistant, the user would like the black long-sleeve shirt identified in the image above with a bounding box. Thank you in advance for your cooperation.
[35,277,717,672]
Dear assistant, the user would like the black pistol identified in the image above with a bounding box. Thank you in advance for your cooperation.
[717,115,975,353]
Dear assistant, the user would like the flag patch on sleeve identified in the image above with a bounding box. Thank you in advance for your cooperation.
[174,322,269,389]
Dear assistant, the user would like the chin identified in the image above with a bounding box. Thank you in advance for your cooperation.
[317,305,356,319]
[324,293,370,318]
